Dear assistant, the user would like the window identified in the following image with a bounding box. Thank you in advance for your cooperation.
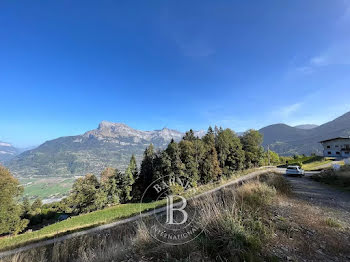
[328,151,331,155]
[335,145,339,148]
[336,152,340,155]
[345,152,349,155]
[327,145,331,148]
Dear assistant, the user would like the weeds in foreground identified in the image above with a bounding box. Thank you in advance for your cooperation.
[2,174,289,262]
[324,217,342,228]
[311,165,350,190]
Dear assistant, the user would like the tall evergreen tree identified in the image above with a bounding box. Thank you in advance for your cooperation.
[216,128,245,176]
[179,139,200,185]
[183,129,196,141]
[133,144,155,200]
[240,129,264,168]
[165,139,185,180]
[200,146,221,184]
[203,126,215,146]
[123,155,137,202]
[100,167,122,205]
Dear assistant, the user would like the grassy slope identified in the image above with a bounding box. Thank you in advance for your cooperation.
[0,168,265,252]
[280,156,332,171]
[0,201,165,251]
[302,159,332,171]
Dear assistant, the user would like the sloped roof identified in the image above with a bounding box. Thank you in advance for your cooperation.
[319,137,350,143]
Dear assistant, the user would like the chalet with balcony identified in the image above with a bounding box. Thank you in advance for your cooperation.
[320,136,350,158]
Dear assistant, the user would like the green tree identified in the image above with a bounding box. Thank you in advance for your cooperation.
[200,146,221,184]
[31,199,42,211]
[122,155,137,202]
[153,151,172,180]
[0,166,28,235]
[216,128,245,176]
[261,150,280,166]
[100,167,122,205]
[100,167,117,183]
[69,174,102,214]
[179,139,200,185]
[30,198,43,216]
[22,197,31,217]
[203,126,215,146]
[132,144,155,200]
[183,129,196,141]
[165,139,185,180]
[240,129,264,168]
[199,127,222,183]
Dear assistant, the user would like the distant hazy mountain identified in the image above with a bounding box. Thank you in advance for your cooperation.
[294,124,319,130]
[0,141,19,163]
[7,122,204,177]
[260,112,350,155]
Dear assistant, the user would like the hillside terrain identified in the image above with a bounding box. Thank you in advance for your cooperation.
[260,111,350,155]
[294,124,318,129]
[6,122,204,177]
[5,111,350,177]
[0,142,19,163]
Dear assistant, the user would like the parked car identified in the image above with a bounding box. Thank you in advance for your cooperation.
[286,165,305,177]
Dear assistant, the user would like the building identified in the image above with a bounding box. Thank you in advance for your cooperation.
[320,137,350,158]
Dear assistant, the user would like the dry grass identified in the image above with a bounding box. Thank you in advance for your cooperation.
[323,217,342,228]
[1,174,289,262]
[311,165,350,190]
[265,192,350,261]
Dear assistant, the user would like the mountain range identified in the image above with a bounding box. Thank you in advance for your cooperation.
[259,111,350,155]
[5,121,204,177]
[3,111,350,177]
[293,124,319,130]
[0,142,19,163]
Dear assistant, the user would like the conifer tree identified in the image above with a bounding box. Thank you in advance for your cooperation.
[123,155,137,202]
[240,129,264,168]
[165,139,185,180]
[200,146,221,184]
[216,128,245,176]
[179,139,199,185]
[133,144,155,200]
[183,129,196,141]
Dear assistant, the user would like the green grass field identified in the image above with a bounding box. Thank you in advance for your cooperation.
[279,156,333,171]
[302,159,333,171]
[19,177,75,201]
[0,200,166,251]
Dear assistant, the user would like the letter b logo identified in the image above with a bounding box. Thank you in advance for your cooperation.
[166,196,188,225]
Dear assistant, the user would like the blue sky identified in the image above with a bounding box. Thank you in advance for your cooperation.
[1,0,350,147]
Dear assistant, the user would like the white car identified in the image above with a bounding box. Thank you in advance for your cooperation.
[286,166,305,177]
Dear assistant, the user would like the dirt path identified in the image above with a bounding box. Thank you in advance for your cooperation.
[267,173,350,261]
[312,160,343,170]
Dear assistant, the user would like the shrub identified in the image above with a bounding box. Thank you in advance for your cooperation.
[236,182,276,208]
[324,217,342,228]
[311,166,350,189]
[262,173,291,195]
